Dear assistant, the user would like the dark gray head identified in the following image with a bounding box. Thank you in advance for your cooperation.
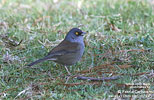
[65,28,86,43]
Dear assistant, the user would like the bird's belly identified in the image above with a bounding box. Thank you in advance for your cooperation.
[55,47,84,66]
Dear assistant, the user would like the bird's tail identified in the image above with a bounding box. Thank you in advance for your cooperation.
[27,55,53,66]
[27,58,47,66]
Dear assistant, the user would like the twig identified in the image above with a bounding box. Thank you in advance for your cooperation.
[77,76,121,81]
[76,62,115,73]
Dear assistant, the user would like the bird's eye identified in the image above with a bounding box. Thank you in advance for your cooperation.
[75,32,79,36]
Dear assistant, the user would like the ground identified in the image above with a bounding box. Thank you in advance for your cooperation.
[0,0,154,99]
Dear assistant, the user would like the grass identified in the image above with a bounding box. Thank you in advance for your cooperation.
[0,0,154,99]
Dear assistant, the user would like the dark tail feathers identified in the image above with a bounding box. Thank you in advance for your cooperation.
[27,56,51,66]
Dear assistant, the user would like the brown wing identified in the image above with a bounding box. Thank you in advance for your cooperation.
[48,40,80,56]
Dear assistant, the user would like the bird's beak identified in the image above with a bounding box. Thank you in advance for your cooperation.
[81,31,86,36]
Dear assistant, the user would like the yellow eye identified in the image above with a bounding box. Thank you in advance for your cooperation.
[75,32,79,35]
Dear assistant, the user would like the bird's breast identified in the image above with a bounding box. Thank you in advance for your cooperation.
[55,43,84,66]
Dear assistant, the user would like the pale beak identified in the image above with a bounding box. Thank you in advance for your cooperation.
[81,31,86,36]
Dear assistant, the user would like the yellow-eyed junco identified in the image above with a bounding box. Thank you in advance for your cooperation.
[27,28,86,73]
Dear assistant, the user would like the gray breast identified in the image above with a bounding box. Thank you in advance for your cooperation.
[55,43,84,66]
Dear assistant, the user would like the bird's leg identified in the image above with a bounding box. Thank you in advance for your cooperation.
[64,66,71,75]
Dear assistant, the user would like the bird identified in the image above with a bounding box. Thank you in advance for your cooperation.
[27,28,86,74]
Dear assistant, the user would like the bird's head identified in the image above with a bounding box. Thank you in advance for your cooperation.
[65,28,86,43]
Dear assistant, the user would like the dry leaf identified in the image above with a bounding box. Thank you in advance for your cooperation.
[120,49,145,53]
[118,64,132,69]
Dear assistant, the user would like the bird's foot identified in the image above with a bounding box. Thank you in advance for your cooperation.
[64,66,72,76]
